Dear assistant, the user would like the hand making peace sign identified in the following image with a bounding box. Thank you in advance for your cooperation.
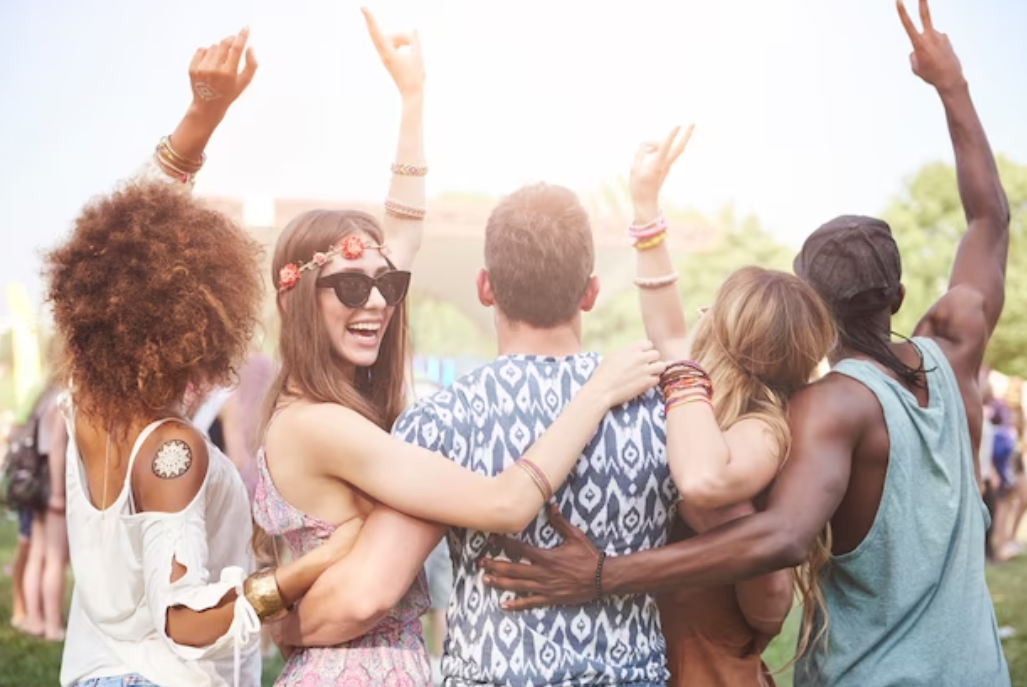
[897,0,964,92]
[630,124,694,211]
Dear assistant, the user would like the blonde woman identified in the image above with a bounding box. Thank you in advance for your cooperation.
[483,128,836,685]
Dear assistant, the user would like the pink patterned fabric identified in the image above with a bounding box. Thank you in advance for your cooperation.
[253,448,432,686]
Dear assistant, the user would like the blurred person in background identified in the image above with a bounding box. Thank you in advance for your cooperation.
[6,379,61,638]
[980,366,998,562]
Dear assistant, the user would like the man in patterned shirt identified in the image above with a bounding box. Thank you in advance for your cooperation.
[392,183,677,686]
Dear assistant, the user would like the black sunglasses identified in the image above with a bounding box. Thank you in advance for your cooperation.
[316,270,411,308]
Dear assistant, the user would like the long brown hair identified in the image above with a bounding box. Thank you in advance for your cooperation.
[689,266,836,663]
[252,210,410,561]
[264,209,410,430]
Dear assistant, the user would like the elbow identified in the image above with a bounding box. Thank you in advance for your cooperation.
[677,475,731,511]
[165,608,213,649]
[347,593,393,629]
[493,497,531,535]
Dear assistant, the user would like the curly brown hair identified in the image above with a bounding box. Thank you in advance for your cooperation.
[45,181,264,435]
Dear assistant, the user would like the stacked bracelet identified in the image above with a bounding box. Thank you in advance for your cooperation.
[628,213,669,252]
[384,197,427,220]
[516,458,554,502]
[153,135,204,186]
[660,360,714,412]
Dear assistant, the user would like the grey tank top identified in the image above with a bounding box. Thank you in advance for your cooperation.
[794,337,1009,687]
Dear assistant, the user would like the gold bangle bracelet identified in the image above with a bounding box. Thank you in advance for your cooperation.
[243,568,288,622]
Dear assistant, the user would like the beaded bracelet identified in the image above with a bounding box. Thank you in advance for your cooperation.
[634,272,679,289]
[627,213,667,240]
[595,551,607,600]
[384,197,427,220]
[391,162,428,177]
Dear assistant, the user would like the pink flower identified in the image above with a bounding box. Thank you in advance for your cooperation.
[279,263,300,290]
[312,252,328,266]
[340,235,365,260]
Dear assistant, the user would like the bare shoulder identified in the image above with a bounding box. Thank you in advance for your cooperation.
[788,373,877,436]
[273,402,378,442]
[914,285,989,378]
[132,420,210,514]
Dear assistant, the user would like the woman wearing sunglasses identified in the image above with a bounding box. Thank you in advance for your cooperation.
[252,9,663,687]
[628,126,836,685]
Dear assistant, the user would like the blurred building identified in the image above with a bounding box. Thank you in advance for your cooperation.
[197,184,718,338]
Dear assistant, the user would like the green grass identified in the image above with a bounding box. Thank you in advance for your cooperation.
[0,512,1022,686]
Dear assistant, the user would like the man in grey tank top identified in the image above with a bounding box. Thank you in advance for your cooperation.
[480,1,1011,684]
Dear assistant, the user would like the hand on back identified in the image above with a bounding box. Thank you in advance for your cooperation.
[591,340,667,407]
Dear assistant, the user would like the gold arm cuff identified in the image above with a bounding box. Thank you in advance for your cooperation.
[243,568,288,622]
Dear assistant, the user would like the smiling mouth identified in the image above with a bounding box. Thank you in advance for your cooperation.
[348,322,382,341]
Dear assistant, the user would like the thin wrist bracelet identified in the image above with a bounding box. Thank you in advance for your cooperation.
[595,552,608,600]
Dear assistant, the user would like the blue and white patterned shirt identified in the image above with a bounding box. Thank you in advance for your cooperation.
[393,353,676,687]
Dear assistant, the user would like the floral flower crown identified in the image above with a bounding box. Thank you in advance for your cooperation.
[278,235,389,292]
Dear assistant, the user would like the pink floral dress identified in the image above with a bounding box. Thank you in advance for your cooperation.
[253,448,432,686]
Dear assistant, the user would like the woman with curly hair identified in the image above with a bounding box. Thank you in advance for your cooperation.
[627,126,836,686]
[249,9,664,686]
[47,30,358,687]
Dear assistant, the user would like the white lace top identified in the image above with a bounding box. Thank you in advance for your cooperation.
[58,160,261,687]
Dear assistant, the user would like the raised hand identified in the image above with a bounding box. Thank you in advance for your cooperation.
[589,340,666,407]
[897,0,964,91]
[629,124,694,212]
[188,27,259,119]
[362,7,425,99]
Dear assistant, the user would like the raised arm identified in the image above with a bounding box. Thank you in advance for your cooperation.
[271,508,446,649]
[629,126,693,358]
[136,28,256,192]
[362,9,427,271]
[283,341,664,534]
[481,378,859,607]
[899,1,1010,352]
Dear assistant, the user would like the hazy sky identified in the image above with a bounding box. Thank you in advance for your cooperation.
[1,0,1025,321]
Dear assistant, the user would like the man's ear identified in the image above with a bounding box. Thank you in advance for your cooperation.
[891,284,906,315]
[580,276,600,313]
[477,269,495,308]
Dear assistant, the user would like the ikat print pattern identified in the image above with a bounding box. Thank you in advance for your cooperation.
[393,353,677,687]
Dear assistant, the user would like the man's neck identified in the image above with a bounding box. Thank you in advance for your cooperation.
[495,317,583,358]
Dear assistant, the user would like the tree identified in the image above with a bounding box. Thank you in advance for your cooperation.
[883,156,1027,377]
[583,206,794,352]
